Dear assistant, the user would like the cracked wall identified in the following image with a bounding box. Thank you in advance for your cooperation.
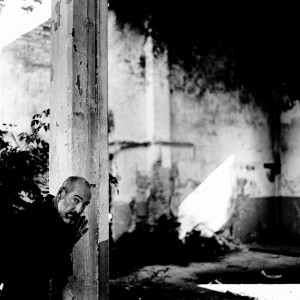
[0,20,51,132]
[3,11,299,245]
[279,103,300,243]
[108,12,276,243]
[170,79,275,242]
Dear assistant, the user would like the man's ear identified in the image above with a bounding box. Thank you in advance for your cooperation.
[57,187,66,200]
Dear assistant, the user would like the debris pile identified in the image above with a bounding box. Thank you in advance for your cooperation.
[183,224,244,262]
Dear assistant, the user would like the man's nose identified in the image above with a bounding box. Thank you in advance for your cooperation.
[75,203,84,214]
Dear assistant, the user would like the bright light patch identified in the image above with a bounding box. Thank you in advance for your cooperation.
[178,155,235,239]
[198,284,300,300]
[0,0,51,49]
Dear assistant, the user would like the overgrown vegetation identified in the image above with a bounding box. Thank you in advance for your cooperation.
[0,109,117,218]
[110,212,183,277]
[110,213,242,278]
[0,109,49,217]
[0,112,241,277]
[110,160,242,278]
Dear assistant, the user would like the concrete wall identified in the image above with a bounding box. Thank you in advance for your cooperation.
[108,11,276,243]
[279,103,300,244]
[2,12,298,245]
[0,20,51,133]
[170,71,275,242]
[108,13,148,239]
[108,13,147,143]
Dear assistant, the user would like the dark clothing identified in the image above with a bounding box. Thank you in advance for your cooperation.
[0,195,74,299]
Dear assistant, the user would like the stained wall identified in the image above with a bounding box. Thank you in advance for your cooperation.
[0,20,51,132]
[1,12,296,244]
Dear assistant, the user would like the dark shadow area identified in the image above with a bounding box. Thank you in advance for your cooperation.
[109,1,300,112]
[110,247,300,299]
[109,214,186,277]
[109,214,242,279]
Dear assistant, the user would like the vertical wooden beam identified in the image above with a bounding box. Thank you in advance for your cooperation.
[50,0,108,299]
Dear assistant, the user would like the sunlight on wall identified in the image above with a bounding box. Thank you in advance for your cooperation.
[0,0,50,49]
[198,284,300,300]
[0,1,51,133]
[178,155,235,239]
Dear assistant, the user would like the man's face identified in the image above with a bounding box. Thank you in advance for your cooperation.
[57,184,91,225]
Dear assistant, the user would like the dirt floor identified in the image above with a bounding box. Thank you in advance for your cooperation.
[110,245,300,299]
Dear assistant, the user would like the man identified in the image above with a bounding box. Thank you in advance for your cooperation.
[0,176,91,299]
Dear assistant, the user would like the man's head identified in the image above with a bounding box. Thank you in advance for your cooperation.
[54,176,91,225]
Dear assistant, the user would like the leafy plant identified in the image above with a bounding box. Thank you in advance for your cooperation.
[0,108,118,218]
[0,109,49,217]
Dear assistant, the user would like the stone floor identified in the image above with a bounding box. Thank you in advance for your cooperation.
[110,245,300,299]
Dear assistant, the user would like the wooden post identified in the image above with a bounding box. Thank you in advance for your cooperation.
[50,0,108,299]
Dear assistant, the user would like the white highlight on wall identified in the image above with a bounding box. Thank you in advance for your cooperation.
[0,0,51,49]
[178,155,235,239]
[198,284,300,300]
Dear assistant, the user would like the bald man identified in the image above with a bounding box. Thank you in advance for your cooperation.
[0,176,91,300]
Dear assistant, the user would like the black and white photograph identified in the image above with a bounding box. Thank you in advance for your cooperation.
[1,1,300,299]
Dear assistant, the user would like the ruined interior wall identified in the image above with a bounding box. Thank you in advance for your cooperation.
[280,103,300,244]
[108,13,149,239]
[0,13,150,241]
[108,14,147,143]
[170,74,275,242]
[108,11,280,243]
[1,13,292,244]
[0,21,51,132]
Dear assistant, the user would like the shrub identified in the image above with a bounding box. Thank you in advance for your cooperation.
[0,109,49,217]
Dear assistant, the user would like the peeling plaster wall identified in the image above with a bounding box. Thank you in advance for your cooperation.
[170,83,275,242]
[108,13,148,239]
[111,148,147,239]
[0,21,51,132]
[170,88,275,194]
[108,13,147,142]
[280,103,300,244]
[108,11,279,242]
[108,12,174,240]
[2,12,296,244]
[281,103,300,196]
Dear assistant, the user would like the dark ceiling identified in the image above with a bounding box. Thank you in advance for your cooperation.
[109,1,300,110]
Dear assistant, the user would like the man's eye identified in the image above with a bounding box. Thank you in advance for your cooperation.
[73,198,80,204]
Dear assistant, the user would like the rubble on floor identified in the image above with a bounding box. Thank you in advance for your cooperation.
[110,246,300,299]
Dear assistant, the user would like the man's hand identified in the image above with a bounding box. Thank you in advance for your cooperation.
[70,215,88,246]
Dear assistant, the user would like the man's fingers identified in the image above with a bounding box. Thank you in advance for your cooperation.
[72,214,81,225]
[82,228,88,235]
[76,215,86,227]
[82,219,88,228]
